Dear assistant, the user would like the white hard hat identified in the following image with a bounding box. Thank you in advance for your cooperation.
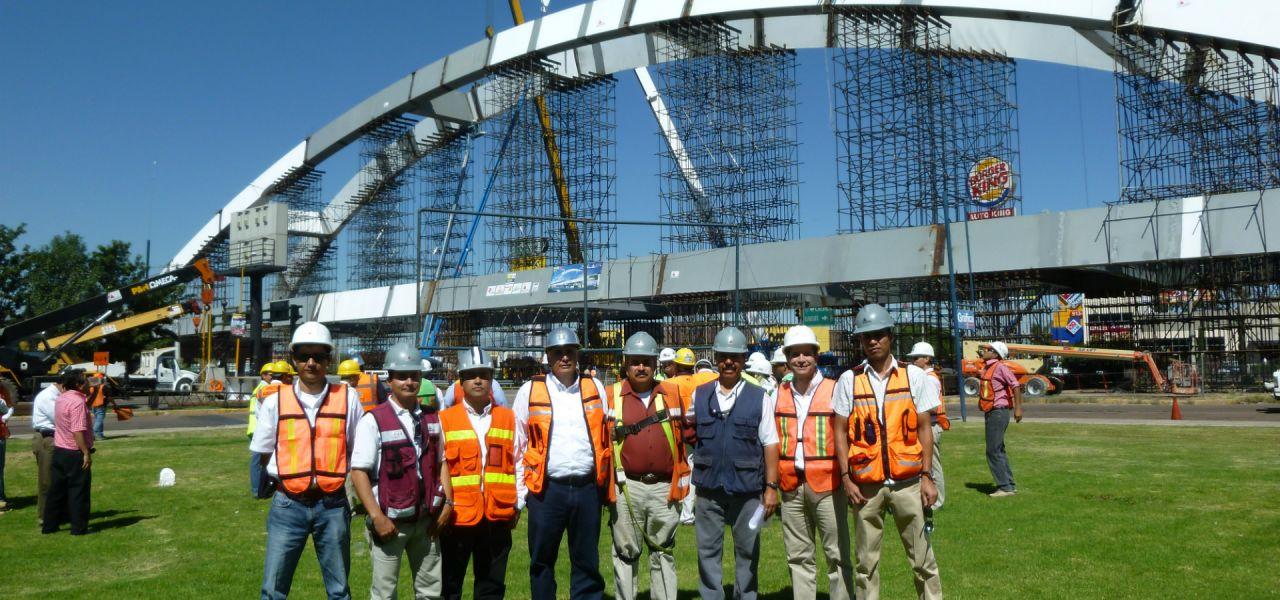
[658,347,676,363]
[906,342,935,358]
[290,321,333,350]
[782,324,820,352]
[745,352,771,376]
[987,341,1009,359]
[420,359,433,373]
[771,348,787,364]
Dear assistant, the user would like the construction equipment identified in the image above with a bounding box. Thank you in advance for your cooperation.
[0,258,216,401]
[41,300,203,350]
[960,340,1199,397]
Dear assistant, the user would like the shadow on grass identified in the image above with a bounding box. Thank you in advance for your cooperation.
[89,508,157,531]
[1256,407,1280,414]
[964,482,998,495]
[3,495,36,510]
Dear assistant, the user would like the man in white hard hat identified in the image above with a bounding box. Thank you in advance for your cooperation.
[774,325,852,600]
[978,341,1022,497]
[657,347,677,381]
[514,327,613,600]
[745,351,774,397]
[832,304,942,600]
[250,321,365,600]
[771,348,792,386]
[906,342,950,509]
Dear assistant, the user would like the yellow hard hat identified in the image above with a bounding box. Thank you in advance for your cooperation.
[337,359,362,377]
[283,362,297,376]
[270,360,290,376]
[260,363,274,375]
[674,348,697,366]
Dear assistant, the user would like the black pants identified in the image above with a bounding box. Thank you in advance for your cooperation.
[442,518,513,600]
[44,447,91,534]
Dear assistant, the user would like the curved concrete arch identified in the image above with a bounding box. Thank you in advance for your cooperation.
[170,0,1280,271]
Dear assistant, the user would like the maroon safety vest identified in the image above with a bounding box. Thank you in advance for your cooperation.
[370,401,441,520]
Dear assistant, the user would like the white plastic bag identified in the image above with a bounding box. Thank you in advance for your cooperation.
[159,467,176,487]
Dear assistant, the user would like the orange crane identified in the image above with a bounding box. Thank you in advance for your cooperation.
[960,340,1199,397]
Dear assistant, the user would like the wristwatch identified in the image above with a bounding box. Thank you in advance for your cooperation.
[920,472,933,480]
[765,481,780,491]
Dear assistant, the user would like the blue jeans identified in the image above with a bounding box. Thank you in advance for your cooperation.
[92,407,106,440]
[261,491,352,600]
[249,452,266,496]
[527,477,605,600]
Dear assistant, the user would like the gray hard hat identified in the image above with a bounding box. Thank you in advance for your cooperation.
[456,346,495,373]
[712,326,749,354]
[622,332,660,357]
[852,303,896,335]
[545,327,581,349]
[383,342,424,372]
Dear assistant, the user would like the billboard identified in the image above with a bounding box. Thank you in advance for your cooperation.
[1051,293,1086,344]
[967,157,1016,221]
[548,262,601,293]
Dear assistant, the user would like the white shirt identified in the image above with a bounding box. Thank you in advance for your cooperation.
[440,380,508,409]
[350,397,443,502]
[635,389,653,410]
[692,379,779,447]
[832,358,940,485]
[452,399,527,508]
[513,374,608,505]
[32,384,60,431]
[922,367,944,418]
[781,371,825,470]
[248,382,364,479]
[0,397,13,423]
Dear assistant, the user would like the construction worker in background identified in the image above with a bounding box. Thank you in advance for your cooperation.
[906,342,950,509]
[662,347,708,525]
[607,332,689,600]
[514,327,613,600]
[832,304,942,600]
[978,341,1022,497]
[340,359,385,413]
[657,347,676,380]
[440,369,508,409]
[686,326,780,600]
[250,321,364,600]
[249,363,281,496]
[30,378,64,526]
[418,378,439,410]
[339,359,362,388]
[350,342,448,600]
[86,370,109,441]
[278,361,296,385]
[745,352,775,397]
[772,348,792,386]
[439,347,522,600]
[775,325,852,600]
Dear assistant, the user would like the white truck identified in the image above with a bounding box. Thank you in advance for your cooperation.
[71,343,198,394]
[1265,368,1280,400]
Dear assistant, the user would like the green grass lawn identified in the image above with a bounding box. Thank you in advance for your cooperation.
[1,421,1277,599]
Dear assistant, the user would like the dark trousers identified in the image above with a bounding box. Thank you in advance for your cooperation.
[985,408,1016,491]
[527,477,605,600]
[442,518,513,600]
[44,447,91,534]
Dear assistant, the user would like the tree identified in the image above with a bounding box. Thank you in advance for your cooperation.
[23,233,96,318]
[0,223,28,324]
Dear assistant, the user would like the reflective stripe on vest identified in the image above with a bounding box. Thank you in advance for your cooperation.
[522,376,614,501]
[775,377,838,493]
[609,381,691,502]
[275,383,349,495]
[441,404,518,526]
[357,373,380,413]
[978,363,1001,412]
[846,368,923,484]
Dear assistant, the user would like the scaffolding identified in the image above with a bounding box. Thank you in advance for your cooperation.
[348,117,420,290]
[654,20,799,251]
[1114,28,1280,204]
[262,168,332,299]
[483,60,617,274]
[418,130,474,278]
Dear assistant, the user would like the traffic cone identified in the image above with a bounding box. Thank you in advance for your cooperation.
[1170,397,1183,420]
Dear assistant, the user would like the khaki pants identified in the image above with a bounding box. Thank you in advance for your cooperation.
[780,482,852,600]
[31,433,54,522]
[931,424,946,509]
[366,516,442,600]
[853,481,942,600]
[610,478,681,600]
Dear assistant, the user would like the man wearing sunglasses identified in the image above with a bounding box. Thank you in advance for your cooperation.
[686,326,780,600]
[514,327,613,600]
[832,304,942,600]
[350,342,449,600]
[250,321,364,600]
[439,346,522,600]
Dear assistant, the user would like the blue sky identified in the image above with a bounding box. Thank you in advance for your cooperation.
[1,0,1118,275]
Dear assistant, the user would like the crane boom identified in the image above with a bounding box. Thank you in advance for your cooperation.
[41,301,199,349]
[963,340,1170,392]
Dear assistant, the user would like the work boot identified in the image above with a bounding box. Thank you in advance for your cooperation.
[988,489,1017,498]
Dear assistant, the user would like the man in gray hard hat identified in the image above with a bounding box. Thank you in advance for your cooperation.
[685,326,779,600]
[350,342,447,600]
[832,305,942,600]
[514,327,612,600]
[606,332,689,600]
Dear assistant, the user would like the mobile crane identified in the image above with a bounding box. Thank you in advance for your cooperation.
[960,340,1199,397]
[0,258,216,403]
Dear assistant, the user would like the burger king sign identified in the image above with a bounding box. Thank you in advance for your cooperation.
[967,157,1015,220]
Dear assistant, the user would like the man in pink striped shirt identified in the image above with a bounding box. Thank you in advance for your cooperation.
[43,369,94,535]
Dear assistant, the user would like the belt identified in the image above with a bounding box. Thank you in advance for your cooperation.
[626,471,671,485]
[283,488,345,504]
[548,473,594,487]
[36,429,54,438]
[794,468,806,484]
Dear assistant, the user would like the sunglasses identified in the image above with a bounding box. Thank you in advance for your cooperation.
[292,351,331,364]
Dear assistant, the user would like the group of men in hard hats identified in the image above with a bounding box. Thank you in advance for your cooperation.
[247,303,1022,599]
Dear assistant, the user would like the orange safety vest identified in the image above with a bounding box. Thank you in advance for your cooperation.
[847,367,924,484]
[607,381,691,502]
[978,362,1002,413]
[356,372,381,413]
[775,377,838,493]
[926,370,951,430]
[440,403,518,526]
[258,382,282,400]
[88,380,107,408]
[522,374,614,502]
[275,383,350,495]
